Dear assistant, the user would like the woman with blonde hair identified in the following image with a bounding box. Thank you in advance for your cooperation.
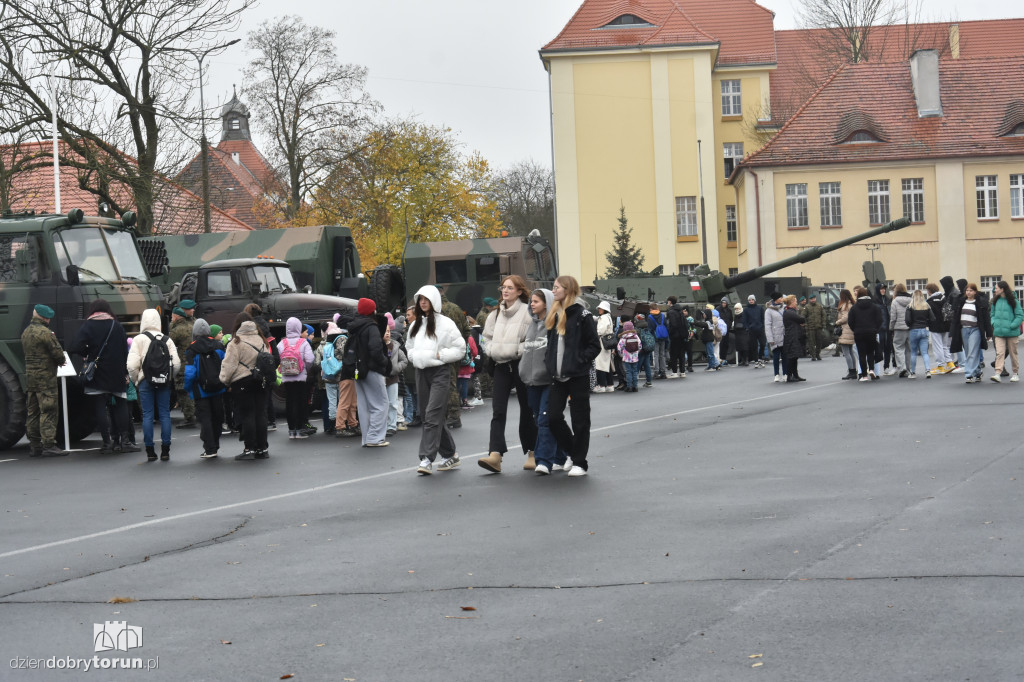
[543,276,600,477]
[905,289,935,378]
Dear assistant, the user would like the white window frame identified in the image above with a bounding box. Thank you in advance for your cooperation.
[1014,274,1024,302]
[819,182,842,227]
[678,263,698,276]
[725,205,737,242]
[786,183,808,228]
[868,180,890,225]
[675,196,697,237]
[906,278,927,292]
[976,175,999,219]
[723,143,743,178]
[980,275,1002,295]
[901,178,925,223]
[824,281,845,291]
[721,80,742,117]
[1011,174,1023,219]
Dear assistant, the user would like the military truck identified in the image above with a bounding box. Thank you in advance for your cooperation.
[0,209,166,449]
[403,229,557,316]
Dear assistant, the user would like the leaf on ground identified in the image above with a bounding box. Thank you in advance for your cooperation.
[749,654,763,658]
[460,606,477,611]
[444,616,477,619]
[108,597,137,604]
[221,640,231,645]
[280,675,295,680]
[752,662,763,668]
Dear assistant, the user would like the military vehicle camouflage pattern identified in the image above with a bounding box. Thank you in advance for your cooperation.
[0,209,165,449]
[403,230,556,316]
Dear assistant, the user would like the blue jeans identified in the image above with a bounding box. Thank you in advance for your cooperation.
[961,326,982,378]
[705,342,720,368]
[638,352,653,382]
[137,379,172,447]
[908,328,931,374]
[771,346,784,375]
[325,382,338,422]
[404,389,417,423]
[624,361,639,389]
[525,385,567,469]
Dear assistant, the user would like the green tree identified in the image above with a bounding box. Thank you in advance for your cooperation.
[604,205,645,278]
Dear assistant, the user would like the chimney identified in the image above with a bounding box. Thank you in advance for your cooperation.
[910,50,942,118]
[948,24,960,59]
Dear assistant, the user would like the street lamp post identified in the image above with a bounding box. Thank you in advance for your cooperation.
[189,39,241,233]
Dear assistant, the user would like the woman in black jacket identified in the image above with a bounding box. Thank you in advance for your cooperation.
[544,276,600,477]
[69,298,139,452]
[781,295,806,382]
[847,286,883,381]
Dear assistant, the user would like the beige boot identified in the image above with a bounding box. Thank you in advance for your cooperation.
[478,451,502,473]
[523,451,536,470]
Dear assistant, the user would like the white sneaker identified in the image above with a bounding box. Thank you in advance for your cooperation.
[1012,374,1019,382]
[773,374,780,382]
[553,459,571,472]
[950,366,965,374]
[859,376,870,382]
[567,465,587,477]
[990,374,1001,383]
[417,458,433,475]
[883,368,897,376]
[535,464,550,475]
[468,397,484,406]
[437,454,461,471]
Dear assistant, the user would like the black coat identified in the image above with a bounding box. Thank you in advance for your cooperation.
[847,297,883,336]
[348,315,390,377]
[69,317,128,395]
[949,294,993,354]
[782,308,805,360]
[544,303,600,379]
[666,304,688,340]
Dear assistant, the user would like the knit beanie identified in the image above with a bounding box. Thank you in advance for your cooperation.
[357,298,376,316]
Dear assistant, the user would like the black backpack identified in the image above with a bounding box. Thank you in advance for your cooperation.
[341,329,360,379]
[243,342,277,389]
[197,348,225,393]
[141,332,173,387]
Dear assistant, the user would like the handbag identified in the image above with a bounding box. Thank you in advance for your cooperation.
[832,323,843,337]
[601,333,617,350]
[80,320,115,383]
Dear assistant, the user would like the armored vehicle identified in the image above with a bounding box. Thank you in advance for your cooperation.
[403,229,556,316]
[0,209,165,449]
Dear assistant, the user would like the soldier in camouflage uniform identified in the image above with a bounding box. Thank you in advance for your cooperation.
[169,301,196,426]
[440,288,469,429]
[803,293,826,360]
[21,305,68,457]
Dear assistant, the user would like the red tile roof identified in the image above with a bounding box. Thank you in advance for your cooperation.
[542,0,776,66]
[3,141,252,233]
[740,56,1024,169]
[176,139,280,229]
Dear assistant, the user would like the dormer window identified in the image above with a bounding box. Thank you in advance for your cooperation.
[601,14,653,28]
[844,130,882,144]
[231,119,240,130]
[1008,122,1024,137]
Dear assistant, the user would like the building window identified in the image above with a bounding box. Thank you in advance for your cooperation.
[977,175,999,219]
[728,268,739,277]
[678,263,698,276]
[845,130,881,144]
[980,275,1002,296]
[786,184,808,228]
[675,196,697,237]
[721,80,741,117]
[906,278,927,292]
[824,282,845,292]
[1014,274,1024,302]
[725,205,737,242]
[901,178,924,223]
[230,118,240,130]
[723,143,743,178]
[1011,174,1023,218]
[602,14,654,27]
[868,180,890,225]
[819,182,842,227]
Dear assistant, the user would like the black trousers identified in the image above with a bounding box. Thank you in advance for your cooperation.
[682,339,694,369]
[749,329,766,360]
[93,393,129,442]
[669,338,684,373]
[284,381,307,430]
[719,333,730,361]
[854,333,879,376]
[195,394,224,454]
[234,386,269,451]
[547,375,591,471]
[489,360,537,455]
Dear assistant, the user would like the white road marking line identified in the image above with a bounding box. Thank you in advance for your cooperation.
[0,382,834,560]
[0,458,16,463]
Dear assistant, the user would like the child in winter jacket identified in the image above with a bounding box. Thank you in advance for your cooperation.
[184,318,227,458]
[457,335,478,407]
[617,321,641,392]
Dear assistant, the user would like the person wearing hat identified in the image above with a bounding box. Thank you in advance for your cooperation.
[647,304,670,379]
[741,294,767,368]
[764,292,787,381]
[348,298,391,447]
[594,300,615,392]
[616,320,642,392]
[803,293,826,361]
[169,302,196,427]
[716,298,734,366]
[476,297,499,332]
[21,305,68,457]
[183,318,227,458]
[731,302,750,366]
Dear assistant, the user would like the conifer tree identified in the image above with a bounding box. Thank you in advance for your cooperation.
[604,205,645,277]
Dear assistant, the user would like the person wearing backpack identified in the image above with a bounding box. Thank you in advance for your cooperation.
[665,296,688,378]
[349,298,392,448]
[127,308,181,462]
[184,318,226,458]
[633,314,655,387]
[646,304,670,379]
[318,321,344,434]
[616,321,642,392]
[220,312,272,459]
[277,317,315,440]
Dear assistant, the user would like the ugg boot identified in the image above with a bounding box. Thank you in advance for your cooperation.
[146,446,158,462]
[523,451,536,470]
[160,442,170,461]
[478,451,502,473]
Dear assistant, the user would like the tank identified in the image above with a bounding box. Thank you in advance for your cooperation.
[0,209,166,449]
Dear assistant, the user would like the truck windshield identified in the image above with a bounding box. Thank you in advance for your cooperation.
[249,265,297,293]
[52,227,149,283]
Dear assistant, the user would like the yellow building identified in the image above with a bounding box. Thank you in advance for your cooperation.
[542,1,1024,291]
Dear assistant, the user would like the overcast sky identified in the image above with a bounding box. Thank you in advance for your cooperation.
[205,1,1017,172]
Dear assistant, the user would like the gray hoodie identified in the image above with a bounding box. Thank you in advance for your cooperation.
[518,289,554,387]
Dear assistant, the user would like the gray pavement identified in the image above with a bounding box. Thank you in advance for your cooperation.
[1,356,1021,681]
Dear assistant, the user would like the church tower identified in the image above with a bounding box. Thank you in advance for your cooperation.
[220,87,251,142]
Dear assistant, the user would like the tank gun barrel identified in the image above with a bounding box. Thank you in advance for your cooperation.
[724,217,910,289]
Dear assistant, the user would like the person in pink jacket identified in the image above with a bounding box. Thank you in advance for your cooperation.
[277,317,315,439]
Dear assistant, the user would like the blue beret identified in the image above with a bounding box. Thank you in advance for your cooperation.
[34,304,55,319]
[179,299,196,309]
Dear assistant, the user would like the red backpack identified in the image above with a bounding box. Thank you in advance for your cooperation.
[279,338,305,376]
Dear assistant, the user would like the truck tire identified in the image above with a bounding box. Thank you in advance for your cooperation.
[0,359,27,450]
[370,264,405,313]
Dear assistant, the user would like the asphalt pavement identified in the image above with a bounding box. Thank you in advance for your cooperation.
[1,355,1021,681]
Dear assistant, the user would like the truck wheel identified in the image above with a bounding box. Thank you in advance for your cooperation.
[0,360,27,450]
[56,379,94,447]
[370,264,405,312]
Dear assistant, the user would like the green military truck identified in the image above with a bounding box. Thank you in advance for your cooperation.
[403,230,557,316]
[0,209,166,449]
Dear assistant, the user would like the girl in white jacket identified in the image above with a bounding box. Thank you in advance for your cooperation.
[406,285,466,475]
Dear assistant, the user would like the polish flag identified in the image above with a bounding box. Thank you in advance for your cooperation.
[690,281,700,291]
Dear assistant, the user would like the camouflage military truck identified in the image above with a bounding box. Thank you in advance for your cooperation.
[403,230,556,316]
[0,209,165,449]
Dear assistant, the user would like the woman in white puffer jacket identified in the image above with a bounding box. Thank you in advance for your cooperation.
[477,275,537,474]
[406,285,465,476]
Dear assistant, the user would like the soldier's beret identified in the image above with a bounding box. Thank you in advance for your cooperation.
[209,324,222,336]
[34,304,55,319]
[172,307,186,316]
[179,299,196,310]
[483,297,498,307]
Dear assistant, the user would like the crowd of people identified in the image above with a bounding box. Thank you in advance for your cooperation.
[19,274,1021,463]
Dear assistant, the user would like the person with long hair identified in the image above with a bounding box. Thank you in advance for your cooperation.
[848,286,882,381]
[544,276,600,477]
[905,289,935,378]
[835,288,858,380]
[478,275,538,473]
[406,286,466,475]
[219,311,271,459]
[781,295,806,382]
[949,282,992,383]
[889,282,913,377]
[763,292,785,381]
[519,288,568,474]
[989,280,1023,382]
